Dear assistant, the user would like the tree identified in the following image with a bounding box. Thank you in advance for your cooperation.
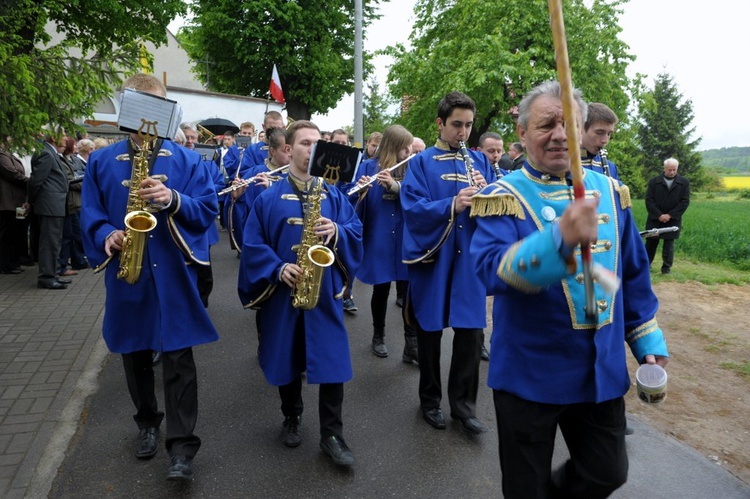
[637,72,704,186]
[0,0,186,150]
[178,0,383,121]
[363,79,393,135]
[385,0,634,146]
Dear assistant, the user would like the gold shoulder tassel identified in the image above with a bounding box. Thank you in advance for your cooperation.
[615,183,631,209]
[470,193,525,219]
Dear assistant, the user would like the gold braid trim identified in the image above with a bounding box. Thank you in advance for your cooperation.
[470,193,525,219]
[625,318,659,344]
[610,177,631,209]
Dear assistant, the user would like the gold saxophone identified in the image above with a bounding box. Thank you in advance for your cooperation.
[118,120,159,284]
[291,178,335,310]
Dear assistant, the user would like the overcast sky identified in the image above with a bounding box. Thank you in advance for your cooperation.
[170,1,749,150]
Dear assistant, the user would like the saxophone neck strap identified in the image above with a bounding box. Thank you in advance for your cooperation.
[127,138,164,172]
[287,174,320,210]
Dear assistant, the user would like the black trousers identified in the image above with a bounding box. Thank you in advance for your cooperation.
[122,348,201,458]
[645,237,675,272]
[195,259,213,308]
[57,212,87,273]
[405,290,482,419]
[279,377,344,439]
[371,280,414,336]
[493,390,628,499]
[36,214,64,283]
[275,310,345,439]
[0,211,22,270]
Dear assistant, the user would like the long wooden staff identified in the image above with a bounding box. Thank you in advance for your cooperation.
[547,0,597,321]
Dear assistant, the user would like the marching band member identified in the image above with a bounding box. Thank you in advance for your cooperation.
[349,124,418,363]
[581,102,620,178]
[470,80,668,497]
[240,111,285,173]
[238,120,363,466]
[400,91,494,435]
[476,131,512,177]
[81,73,219,481]
[227,127,290,253]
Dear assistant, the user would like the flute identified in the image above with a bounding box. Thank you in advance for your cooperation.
[218,164,290,195]
[347,154,415,196]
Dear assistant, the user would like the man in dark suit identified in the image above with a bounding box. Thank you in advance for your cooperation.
[29,132,70,289]
[645,157,690,274]
[508,142,525,170]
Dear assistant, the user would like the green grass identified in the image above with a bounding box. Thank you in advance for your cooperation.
[719,361,750,378]
[631,196,750,279]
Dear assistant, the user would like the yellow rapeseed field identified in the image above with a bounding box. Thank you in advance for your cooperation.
[722,176,750,190]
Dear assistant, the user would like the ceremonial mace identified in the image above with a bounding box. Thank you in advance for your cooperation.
[547,0,598,321]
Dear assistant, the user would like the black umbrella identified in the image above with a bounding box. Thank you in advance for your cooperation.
[199,118,240,136]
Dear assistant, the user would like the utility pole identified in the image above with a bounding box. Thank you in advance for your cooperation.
[354,0,364,148]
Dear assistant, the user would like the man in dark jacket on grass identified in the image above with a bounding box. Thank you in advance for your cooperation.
[645,157,690,274]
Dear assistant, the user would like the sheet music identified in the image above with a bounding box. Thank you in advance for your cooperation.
[117,89,183,140]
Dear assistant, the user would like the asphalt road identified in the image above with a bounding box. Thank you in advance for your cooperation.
[48,232,750,498]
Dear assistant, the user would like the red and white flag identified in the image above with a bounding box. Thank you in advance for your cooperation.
[269,64,285,104]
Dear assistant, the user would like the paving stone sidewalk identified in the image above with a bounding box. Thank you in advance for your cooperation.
[0,267,107,498]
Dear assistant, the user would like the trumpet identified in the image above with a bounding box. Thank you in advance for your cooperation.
[347,154,415,196]
[218,164,290,195]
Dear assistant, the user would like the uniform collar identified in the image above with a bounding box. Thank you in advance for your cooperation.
[522,161,585,184]
[434,138,458,151]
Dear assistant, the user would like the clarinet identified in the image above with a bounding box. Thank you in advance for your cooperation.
[457,141,477,187]
[599,148,611,177]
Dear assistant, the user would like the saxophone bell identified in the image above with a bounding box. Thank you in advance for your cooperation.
[118,210,158,284]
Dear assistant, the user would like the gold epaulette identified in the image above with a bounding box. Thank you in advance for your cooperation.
[608,177,631,209]
[470,187,525,219]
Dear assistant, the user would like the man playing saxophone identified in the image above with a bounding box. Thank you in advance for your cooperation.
[238,120,363,466]
[80,73,219,482]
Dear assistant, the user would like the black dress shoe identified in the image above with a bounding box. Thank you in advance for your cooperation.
[319,435,355,466]
[456,416,489,435]
[166,455,193,481]
[280,415,302,448]
[396,298,404,308]
[481,344,490,361]
[135,427,159,459]
[55,277,72,284]
[1,268,23,274]
[422,408,446,429]
[38,281,67,290]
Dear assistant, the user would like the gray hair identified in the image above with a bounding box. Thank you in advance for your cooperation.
[179,122,197,134]
[76,139,95,154]
[174,128,186,146]
[664,157,679,167]
[517,80,587,129]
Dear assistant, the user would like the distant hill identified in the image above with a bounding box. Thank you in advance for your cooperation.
[701,147,750,173]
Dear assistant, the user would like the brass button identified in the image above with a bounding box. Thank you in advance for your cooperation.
[530,255,540,267]
[518,259,527,272]
[575,273,584,284]
[601,214,610,223]
[598,299,608,312]
[604,241,612,250]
